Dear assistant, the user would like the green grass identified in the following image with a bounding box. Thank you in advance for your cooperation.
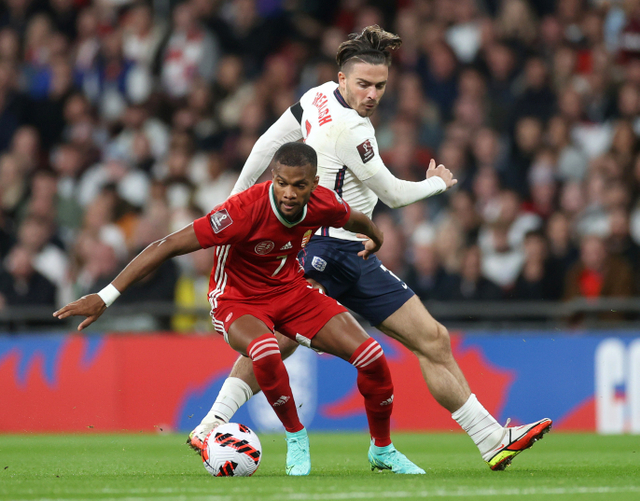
[1,432,639,500]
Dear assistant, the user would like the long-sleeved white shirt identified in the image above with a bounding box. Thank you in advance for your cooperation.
[232,81,446,241]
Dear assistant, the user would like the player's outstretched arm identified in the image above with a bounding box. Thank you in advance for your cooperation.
[53,224,203,330]
[343,210,384,259]
[231,107,304,195]
[363,159,458,209]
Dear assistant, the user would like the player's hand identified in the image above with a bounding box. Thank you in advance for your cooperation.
[356,233,383,260]
[426,158,457,189]
[53,294,107,331]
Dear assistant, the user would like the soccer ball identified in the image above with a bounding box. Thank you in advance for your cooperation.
[202,423,262,477]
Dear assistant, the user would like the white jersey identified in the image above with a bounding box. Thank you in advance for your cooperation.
[297,82,384,240]
[231,81,447,242]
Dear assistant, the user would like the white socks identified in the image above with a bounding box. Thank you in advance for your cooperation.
[199,377,253,430]
[452,393,504,459]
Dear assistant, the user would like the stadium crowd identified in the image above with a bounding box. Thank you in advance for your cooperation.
[1,0,640,330]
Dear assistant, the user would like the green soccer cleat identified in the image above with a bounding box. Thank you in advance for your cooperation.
[484,418,553,471]
[285,428,311,476]
[368,442,425,474]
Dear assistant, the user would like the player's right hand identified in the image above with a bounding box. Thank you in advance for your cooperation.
[53,294,107,331]
[426,158,457,189]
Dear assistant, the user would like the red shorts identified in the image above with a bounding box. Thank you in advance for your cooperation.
[211,282,347,347]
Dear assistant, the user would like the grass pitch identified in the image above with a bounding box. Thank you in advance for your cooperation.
[1,432,639,501]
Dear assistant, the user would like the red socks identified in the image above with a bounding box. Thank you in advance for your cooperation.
[248,333,303,433]
[349,337,393,447]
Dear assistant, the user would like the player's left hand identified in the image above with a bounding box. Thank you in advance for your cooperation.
[53,294,107,331]
[357,233,382,260]
[426,158,457,189]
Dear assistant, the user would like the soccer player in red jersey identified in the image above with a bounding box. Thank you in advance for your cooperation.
[53,142,424,476]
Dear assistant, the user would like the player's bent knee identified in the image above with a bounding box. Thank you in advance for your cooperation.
[411,321,453,362]
[277,334,299,359]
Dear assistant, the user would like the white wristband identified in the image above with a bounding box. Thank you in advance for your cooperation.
[97,284,120,307]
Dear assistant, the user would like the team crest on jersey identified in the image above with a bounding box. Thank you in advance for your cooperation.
[301,230,313,248]
[209,209,233,233]
[255,240,275,255]
[312,256,327,272]
[356,139,375,163]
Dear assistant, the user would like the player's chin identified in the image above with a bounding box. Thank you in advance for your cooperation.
[280,205,300,216]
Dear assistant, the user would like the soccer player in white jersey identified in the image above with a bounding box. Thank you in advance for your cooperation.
[189,25,551,471]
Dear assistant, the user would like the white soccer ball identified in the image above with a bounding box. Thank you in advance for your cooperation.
[202,423,262,477]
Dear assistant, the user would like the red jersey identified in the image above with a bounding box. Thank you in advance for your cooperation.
[193,181,351,304]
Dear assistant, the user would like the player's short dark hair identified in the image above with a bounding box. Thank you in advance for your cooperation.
[336,25,402,71]
[273,142,317,175]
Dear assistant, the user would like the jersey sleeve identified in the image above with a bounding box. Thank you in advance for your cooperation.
[192,200,250,249]
[335,122,385,181]
[318,187,351,228]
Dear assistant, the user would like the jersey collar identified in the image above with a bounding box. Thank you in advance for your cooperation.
[333,88,352,109]
[269,183,307,228]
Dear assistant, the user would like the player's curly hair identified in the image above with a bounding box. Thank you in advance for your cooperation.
[336,25,402,71]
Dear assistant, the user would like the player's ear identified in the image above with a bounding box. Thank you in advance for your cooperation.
[311,176,319,192]
[338,71,347,87]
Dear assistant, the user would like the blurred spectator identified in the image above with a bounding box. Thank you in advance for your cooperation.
[510,55,556,129]
[122,2,165,70]
[78,150,150,209]
[525,148,558,220]
[0,27,20,64]
[194,151,237,214]
[172,246,215,332]
[494,0,538,52]
[546,115,589,181]
[405,223,450,301]
[10,125,42,173]
[0,211,15,260]
[17,214,69,305]
[76,29,147,122]
[159,1,219,100]
[564,233,634,321]
[504,115,544,197]
[606,205,640,282]
[49,0,77,40]
[71,232,119,298]
[417,40,459,121]
[482,42,517,130]
[373,212,408,280]
[508,230,558,300]
[214,54,256,131]
[447,190,482,246]
[445,0,482,64]
[545,210,579,289]
[0,153,28,221]
[0,59,27,151]
[441,244,503,301]
[111,102,170,164]
[0,244,57,326]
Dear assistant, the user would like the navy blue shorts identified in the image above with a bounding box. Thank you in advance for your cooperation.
[298,236,415,326]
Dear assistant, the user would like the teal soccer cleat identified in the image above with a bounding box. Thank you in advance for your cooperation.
[285,428,311,476]
[368,442,425,474]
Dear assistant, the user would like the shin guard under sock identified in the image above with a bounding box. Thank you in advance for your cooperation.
[248,333,303,433]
